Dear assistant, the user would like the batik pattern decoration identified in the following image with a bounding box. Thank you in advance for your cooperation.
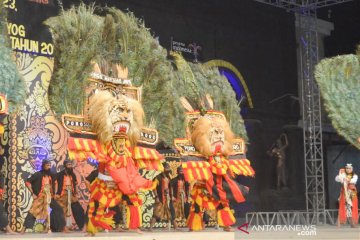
[63,62,163,234]
[6,53,68,232]
[0,1,29,230]
[0,96,11,230]
[0,94,8,179]
[0,53,65,232]
[174,106,255,231]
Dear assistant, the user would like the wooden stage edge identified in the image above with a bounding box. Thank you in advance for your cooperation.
[2,231,235,240]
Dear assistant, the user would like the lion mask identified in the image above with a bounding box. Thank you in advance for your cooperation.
[191,116,234,157]
[88,90,144,146]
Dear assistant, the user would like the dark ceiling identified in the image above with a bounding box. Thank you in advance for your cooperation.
[58,0,360,57]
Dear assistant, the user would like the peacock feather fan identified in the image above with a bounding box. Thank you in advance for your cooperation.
[190,62,248,140]
[170,51,202,106]
[45,4,247,144]
[106,7,185,145]
[315,46,360,149]
[171,52,248,140]
[0,4,27,113]
[45,4,105,116]
[45,4,185,144]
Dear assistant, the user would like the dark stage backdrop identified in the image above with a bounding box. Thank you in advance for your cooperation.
[318,1,360,57]
[2,0,302,230]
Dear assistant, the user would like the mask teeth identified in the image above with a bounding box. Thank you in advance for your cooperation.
[120,123,129,133]
[114,122,130,133]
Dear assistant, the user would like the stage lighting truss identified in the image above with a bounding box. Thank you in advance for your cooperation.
[253,0,353,10]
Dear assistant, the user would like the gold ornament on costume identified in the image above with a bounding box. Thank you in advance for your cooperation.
[0,94,8,114]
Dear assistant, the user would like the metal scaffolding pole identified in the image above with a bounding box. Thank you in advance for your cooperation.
[298,8,325,223]
[252,0,352,224]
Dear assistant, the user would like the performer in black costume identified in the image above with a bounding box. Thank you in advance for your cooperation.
[171,166,190,221]
[21,160,67,233]
[54,159,85,230]
[150,162,177,231]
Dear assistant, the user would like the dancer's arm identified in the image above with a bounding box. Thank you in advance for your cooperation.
[25,181,37,199]
[350,174,358,184]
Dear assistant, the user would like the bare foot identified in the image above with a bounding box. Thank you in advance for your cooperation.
[85,232,95,237]
[117,227,126,232]
[6,230,18,235]
[6,226,18,235]
[223,226,234,232]
[133,228,143,234]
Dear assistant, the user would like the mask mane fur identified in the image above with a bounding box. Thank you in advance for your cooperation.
[191,117,234,157]
[88,90,144,146]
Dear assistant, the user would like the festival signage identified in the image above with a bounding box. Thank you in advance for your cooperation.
[5,0,56,56]
[170,37,202,62]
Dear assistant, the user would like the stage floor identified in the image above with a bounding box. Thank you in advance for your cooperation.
[2,226,359,240]
[2,230,234,240]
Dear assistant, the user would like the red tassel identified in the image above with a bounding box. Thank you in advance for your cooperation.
[104,210,115,218]
[95,221,112,230]
[128,205,141,229]
[187,211,204,231]
[218,208,236,227]
[352,194,358,224]
[224,175,245,203]
[338,189,347,224]
[91,217,112,230]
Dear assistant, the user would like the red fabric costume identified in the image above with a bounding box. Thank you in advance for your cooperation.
[68,137,163,233]
[336,169,358,225]
[183,155,254,230]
